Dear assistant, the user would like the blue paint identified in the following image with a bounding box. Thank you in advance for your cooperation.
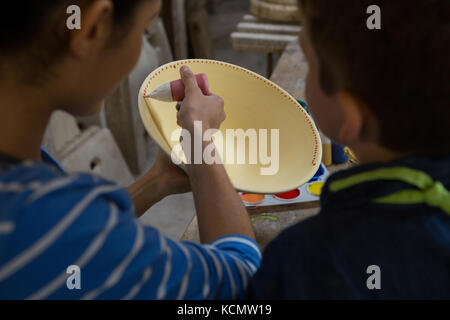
[332,143,348,164]
[309,163,325,182]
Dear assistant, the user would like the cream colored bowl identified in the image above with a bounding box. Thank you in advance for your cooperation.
[138,59,321,194]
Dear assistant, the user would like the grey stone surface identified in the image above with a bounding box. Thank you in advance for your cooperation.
[210,0,271,75]
[57,127,135,187]
[140,193,196,240]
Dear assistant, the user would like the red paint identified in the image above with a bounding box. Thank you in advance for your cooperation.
[274,189,301,200]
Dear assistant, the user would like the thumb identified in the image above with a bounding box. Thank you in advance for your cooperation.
[180,66,200,94]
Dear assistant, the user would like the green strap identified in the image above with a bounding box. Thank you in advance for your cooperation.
[329,167,450,214]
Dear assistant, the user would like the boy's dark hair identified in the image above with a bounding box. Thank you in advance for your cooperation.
[298,0,450,156]
[0,0,146,82]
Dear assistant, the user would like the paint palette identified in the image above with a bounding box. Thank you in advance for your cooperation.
[138,59,322,194]
[240,163,329,207]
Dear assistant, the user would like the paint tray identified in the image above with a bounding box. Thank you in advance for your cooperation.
[240,163,329,208]
[138,59,322,194]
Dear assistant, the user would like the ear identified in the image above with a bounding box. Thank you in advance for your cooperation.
[69,0,114,58]
[336,92,365,144]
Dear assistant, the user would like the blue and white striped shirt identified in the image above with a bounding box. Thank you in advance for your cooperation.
[0,152,261,300]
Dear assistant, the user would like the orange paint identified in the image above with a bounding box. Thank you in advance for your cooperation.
[241,193,265,204]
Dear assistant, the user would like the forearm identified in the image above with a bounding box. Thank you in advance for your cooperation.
[127,169,168,218]
[187,142,255,243]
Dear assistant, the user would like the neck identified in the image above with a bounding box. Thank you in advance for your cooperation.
[349,140,407,165]
[0,83,54,161]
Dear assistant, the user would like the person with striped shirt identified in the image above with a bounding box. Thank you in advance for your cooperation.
[0,0,260,299]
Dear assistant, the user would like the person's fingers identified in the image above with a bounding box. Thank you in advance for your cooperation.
[180,66,200,94]
[214,95,225,107]
[206,93,224,105]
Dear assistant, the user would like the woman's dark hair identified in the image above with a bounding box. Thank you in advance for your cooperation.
[298,0,450,156]
[0,1,146,81]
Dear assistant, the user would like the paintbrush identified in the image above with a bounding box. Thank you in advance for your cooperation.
[144,73,211,102]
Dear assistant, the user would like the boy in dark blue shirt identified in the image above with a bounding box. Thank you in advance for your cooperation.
[247,0,450,299]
